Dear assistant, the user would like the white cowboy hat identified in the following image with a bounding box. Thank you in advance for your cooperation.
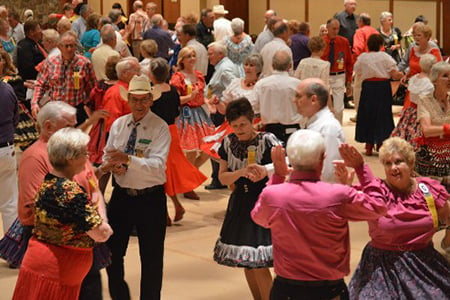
[212,5,228,14]
[120,74,162,101]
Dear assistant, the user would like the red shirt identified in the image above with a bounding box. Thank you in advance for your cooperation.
[321,35,354,83]
[170,71,206,108]
[352,25,380,61]
[102,80,131,133]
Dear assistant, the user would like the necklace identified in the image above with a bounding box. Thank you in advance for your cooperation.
[244,79,256,87]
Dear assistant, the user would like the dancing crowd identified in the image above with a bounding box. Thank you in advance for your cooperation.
[0,0,449,299]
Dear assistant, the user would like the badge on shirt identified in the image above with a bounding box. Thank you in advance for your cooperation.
[138,138,152,145]
[135,142,149,158]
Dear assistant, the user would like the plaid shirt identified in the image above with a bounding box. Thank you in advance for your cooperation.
[32,54,96,108]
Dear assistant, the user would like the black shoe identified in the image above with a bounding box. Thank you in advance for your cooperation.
[344,101,355,109]
[205,182,227,190]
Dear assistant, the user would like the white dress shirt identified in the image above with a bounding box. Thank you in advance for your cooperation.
[91,44,120,81]
[303,107,346,183]
[294,57,330,87]
[260,37,293,77]
[253,29,274,54]
[105,111,170,189]
[254,71,301,125]
[213,18,232,43]
[187,38,208,75]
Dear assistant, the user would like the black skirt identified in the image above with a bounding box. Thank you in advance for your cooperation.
[355,80,394,144]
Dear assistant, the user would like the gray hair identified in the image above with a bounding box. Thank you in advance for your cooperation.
[379,137,415,167]
[419,54,437,73]
[231,18,244,36]
[151,14,163,27]
[287,129,325,171]
[108,9,122,23]
[429,62,450,83]
[304,82,329,108]
[59,30,78,45]
[272,50,292,72]
[208,42,227,56]
[101,24,116,43]
[47,127,89,171]
[116,56,140,79]
[243,54,263,75]
[133,0,143,10]
[79,4,90,17]
[379,11,392,23]
[42,29,60,44]
[37,101,76,128]
[150,57,170,83]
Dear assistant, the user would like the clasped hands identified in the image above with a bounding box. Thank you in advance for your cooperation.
[101,150,129,175]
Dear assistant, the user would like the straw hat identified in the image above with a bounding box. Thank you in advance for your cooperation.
[212,5,228,15]
[120,75,161,101]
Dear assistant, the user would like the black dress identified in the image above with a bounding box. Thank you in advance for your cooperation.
[213,132,281,268]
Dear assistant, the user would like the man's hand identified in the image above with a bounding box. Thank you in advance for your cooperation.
[246,164,268,182]
[338,143,364,169]
[271,145,291,177]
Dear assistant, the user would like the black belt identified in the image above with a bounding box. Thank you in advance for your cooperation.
[118,184,163,197]
[329,71,345,75]
[276,276,344,287]
[0,141,14,148]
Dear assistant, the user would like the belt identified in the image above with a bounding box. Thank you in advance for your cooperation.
[329,71,345,76]
[276,276,344,287]
[364,77,389,82]
[0,141,14,148]
[119,185,163,197]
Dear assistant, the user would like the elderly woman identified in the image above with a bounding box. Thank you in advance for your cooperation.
[41,29,61,58]
[170,46,215,167]
[377,12,402,63]
[203,54,263,159]
[336,137,450,299]
[149,58,207,219]
[214,98,280,300]
[415,62,450,188]
[0,18,14,57]
[391,54,437,149]
[354,34,403,155]
[400,23,442,110]
[251,130,387,300]
[80,13,101,59]
[223,18,254,77]
[12,127,113,300]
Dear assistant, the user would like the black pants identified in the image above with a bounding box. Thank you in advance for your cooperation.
[79,265,102,300]
[75,102,89,127]
[106,185,167,300]
[270,277,349,300]
[265,123,300,146]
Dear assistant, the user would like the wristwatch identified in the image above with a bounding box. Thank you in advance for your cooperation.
[126,155,132,166]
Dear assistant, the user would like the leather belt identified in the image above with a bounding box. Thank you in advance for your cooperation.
[0,141,14,148]
[120,185,163,197]
[276,276,344,287]
[329,71,345,75]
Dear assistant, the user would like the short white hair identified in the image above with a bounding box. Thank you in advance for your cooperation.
[380,11,392,22]
[37,101,76,128]
[208,42,227,56]
[42,29,60,44]
[286,130,325,171]
[419,53,437,73]
[231,18,244,35]
[116,57,140,79]
[429,61,450,83]
[47,127,89,171]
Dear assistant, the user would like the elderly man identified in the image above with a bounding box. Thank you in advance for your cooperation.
[178,24,208,75]
[104,75,170,300]
[260,21,293,77]
[254,50,300,145]
[321,18,353,124]
[294,78,345,183]
[0,80,18,236]
[16,20,45,82]
[212,4,232,42]
[31,31,96,125]
[251,129,386,300]
[196,8,214,48]
[92,24,120,81]
[126,0,148,58]
[253,16,280,54]
[144,2,157,28]
[8,10,24,44]
[102,57,141,133]
[17,101,108,299]
[71,3,91,38]
[334,0,358,48]
[143,14,175,61]
[205,42,238,189]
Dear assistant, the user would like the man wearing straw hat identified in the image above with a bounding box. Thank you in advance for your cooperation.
[103,74,170,300]
[212,4,232,42]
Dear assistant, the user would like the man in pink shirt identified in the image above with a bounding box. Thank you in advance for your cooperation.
[18,101,108,300]
[251,128,387,300]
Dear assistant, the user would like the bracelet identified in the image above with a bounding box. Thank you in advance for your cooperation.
[443,124,450,137]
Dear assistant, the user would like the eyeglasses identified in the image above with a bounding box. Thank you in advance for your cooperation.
[129,97,152,103]
[61,44,77,49]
